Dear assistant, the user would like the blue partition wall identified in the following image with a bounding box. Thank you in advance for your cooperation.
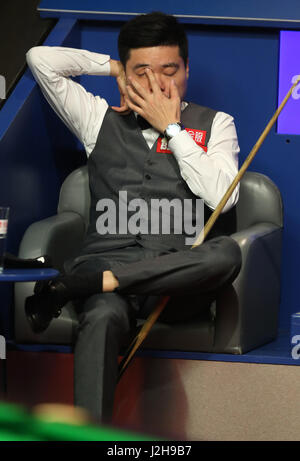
[1,2,300,351]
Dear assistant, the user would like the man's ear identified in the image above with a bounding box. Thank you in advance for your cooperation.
[186,58,190,79]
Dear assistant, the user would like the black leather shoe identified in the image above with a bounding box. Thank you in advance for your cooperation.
[25,278,69,333]
[4,253,53,269]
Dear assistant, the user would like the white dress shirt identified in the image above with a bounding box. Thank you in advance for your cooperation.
[26,46,240,212]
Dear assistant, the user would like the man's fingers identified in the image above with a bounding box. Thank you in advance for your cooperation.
[127,76,148,99]
[169,79,180,99]
[111,104,131,114]
[126,84,144,108]
[169,79,181,119]
[111,104,128,112]
[125,96,144,116]
[145,68,160,93]
[117,75,126,91]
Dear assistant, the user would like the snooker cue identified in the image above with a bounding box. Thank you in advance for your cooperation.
[118,75,300,381]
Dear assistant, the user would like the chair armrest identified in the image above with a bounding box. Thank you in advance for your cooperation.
[213,222,283,353]
[14,211,84,344]
[18,211,86,272]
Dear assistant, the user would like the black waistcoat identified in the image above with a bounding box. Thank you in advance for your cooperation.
[80,102,236,255]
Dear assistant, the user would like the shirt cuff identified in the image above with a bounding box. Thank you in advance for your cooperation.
[87,52,111,76]
[168,129,205,159]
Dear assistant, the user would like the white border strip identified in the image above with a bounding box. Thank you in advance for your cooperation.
[37,8,300,23]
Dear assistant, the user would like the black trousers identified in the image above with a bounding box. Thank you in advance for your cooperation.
[66,236,242,422]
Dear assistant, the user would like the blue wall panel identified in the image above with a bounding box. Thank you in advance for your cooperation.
[38,0,300,27]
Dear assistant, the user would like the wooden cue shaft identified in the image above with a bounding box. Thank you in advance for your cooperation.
[192,75,300,248]
[118,75,300,378]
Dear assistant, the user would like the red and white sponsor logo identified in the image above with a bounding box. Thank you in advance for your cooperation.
[186,128,207,148]
[0,220,8,234]
[157,137,172,153]
[156,128,207,153]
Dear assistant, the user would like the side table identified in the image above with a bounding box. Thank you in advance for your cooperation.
[0,268,59,396]
[0,268,59,283]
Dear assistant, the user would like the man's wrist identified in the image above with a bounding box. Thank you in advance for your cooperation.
[161,120,180,132]
[164,122,185,141]
[110,59,124,78]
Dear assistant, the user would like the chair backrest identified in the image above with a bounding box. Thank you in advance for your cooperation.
[236,171,283,231]
[58,166,90,227]
[57,166,283,231]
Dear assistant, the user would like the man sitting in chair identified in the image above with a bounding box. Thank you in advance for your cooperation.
[25,11,241,423]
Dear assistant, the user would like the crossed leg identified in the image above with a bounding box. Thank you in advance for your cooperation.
[70,236,241,422]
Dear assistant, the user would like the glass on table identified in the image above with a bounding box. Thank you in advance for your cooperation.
[0,207,9,273]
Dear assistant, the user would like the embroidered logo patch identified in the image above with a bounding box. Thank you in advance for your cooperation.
[156,128,208,153]
[157,137,172,153]
[186,128,207,148]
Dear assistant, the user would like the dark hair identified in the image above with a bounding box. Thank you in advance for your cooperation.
[118,12,188,68]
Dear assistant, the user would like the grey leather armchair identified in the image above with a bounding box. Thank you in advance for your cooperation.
[14,167,283,354]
